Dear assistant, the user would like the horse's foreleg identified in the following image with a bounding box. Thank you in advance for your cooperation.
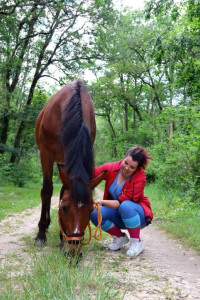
[35,159,53,246]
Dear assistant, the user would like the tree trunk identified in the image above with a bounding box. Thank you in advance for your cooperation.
[125,103,128,131]
[0,113,9,154]
[9,76,38,163]
[169,87,173,138]
[118,111,124,133]
[0,92,11,154]
[134,105,143,121]
[150,88,154,117]
[10,120,25,163]
[107,113,117,157]
[133,109,136,128]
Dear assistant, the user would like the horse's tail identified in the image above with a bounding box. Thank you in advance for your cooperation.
[60,81,94,203]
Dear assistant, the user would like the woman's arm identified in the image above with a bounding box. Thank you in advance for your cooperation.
[94,199,120,209]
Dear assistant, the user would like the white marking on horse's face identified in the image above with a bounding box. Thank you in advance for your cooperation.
[77,202,84,208]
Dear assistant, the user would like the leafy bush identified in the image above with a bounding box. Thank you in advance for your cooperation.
[0,150,60,187]
[0,155,33,187]
[150,131,200,203]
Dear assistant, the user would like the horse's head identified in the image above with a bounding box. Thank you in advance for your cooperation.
[58,167,106,256]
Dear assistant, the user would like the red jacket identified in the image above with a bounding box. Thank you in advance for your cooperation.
[94,160,153,225]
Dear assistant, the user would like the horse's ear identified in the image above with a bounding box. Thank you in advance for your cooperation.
[90,171,107,190]
[58,167,70,189]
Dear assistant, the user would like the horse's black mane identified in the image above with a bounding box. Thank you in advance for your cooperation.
[60,81,94,204]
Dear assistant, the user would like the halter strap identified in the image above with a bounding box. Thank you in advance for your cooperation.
[58,199,102,244]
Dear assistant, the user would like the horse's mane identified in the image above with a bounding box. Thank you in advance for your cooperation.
[60,81,94,204]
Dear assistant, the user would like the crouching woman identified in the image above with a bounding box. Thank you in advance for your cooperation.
[91,146,153,257]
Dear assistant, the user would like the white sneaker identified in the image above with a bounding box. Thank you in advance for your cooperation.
[108,234,129,250]
[126,238,144,257]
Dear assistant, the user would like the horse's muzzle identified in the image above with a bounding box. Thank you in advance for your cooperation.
[68,239,82,245]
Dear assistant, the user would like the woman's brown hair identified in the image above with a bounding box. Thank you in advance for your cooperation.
[124,146,152,170]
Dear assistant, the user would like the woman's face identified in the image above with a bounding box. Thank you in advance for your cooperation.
[121,156,138,178]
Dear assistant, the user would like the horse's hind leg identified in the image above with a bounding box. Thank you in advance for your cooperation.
[35,156,53,247]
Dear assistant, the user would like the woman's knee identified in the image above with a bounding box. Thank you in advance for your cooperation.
[119,201,136,218]
[119,200,146,228]
[119,200,131,210]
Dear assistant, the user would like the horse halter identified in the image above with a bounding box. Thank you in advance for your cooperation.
[57,198,103,245]
[58,199,84,243]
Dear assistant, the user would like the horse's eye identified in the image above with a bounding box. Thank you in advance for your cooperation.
[61,203,68,213]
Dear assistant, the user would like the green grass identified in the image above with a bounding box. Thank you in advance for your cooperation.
[0,210,121,300]
[0,182,122,299]
[145,183,200,254]
[0,183,61,222]
[1,182,200,299]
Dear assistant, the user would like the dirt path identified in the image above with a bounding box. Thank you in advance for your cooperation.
[0,195,58,261]
[1,189,200,299]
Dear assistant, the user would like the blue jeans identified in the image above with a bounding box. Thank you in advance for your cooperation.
[91,200,146,231]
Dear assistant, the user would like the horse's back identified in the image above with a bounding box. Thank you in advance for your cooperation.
[35,80,95,162]
[78,81,96,141]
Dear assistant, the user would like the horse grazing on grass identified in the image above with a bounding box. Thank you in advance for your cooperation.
[35,80,105,256]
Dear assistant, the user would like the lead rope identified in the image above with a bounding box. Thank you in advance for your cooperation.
[82,203,102,245]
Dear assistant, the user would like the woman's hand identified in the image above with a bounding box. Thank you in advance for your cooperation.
[93,199,120,209]
[93,199,103,205]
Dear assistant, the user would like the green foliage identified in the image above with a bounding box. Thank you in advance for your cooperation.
[0,147,60,188]
[0,150,39,187]
[0,209,121,299]
[0,182,61,222]
[0,0,115,164]
[0,0,199,203]
[148,106,200,202]
[91,0,200,203]
[146,183,200,253]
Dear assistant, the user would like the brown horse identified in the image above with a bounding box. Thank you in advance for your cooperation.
[35,80,104,255]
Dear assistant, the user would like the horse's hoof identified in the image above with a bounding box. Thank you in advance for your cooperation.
[34,238,45,247]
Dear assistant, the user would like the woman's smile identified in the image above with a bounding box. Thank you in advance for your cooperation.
[121,156,138,178]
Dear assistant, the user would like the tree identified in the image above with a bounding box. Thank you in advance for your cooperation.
[89,1,200,202]
[145,0,200,104]
[0,0,115,162]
